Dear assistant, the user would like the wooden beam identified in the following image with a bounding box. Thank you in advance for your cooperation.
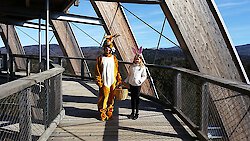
[50,12,103,25]
[0,24,26,70]
[51,20,90,77]
[0,13,102,29]
[62,0,77,12]
[160,2,198,70]
[0,19,53,30]
[206,0,249,84]
[160,0,247,83]
[0,5,42,20]
[160,0,250,140]
[18,22,53,30]
[91,0,161,4]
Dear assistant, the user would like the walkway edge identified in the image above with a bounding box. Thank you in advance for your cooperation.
[37,109,65,141]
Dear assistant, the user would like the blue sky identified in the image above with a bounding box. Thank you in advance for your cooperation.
[0,0,249,49]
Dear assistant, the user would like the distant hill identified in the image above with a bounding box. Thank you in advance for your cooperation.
[0,43,250,76]
[0,44,63,56]
[236,44,250,56]
[143,47,185,64]
[0,44,250,62]
[0,44,103,59]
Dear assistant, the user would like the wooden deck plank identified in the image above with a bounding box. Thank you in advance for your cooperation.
[48,79,196,141]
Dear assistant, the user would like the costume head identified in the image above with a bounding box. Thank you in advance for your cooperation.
[132,46,144,65]
[102,34,119,55]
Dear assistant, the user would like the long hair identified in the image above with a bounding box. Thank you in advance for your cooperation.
[133,54,144,68]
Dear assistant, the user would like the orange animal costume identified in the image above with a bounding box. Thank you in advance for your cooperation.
[95,34,122,121]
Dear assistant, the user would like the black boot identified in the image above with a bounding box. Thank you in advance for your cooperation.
[128,113,134,119]
[132,114,138,120]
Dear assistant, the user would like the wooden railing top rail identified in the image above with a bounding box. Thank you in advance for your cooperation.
[0,65,64,100]
[145,64,250,95]
[12,54,96,61]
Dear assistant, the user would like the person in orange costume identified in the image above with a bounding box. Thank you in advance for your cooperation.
[95,34,122,121]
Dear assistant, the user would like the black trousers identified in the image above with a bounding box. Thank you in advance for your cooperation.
[130,85,141,115]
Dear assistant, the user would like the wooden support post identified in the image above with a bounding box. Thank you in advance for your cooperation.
[19,88,32,141]
[9,55,15,79]
[2,54,7,71]
[201,82,209,135]
[0,56,2,74]
[81,59,85,80]
[44,79,50,129]
[174,73,182,110]
[0,54,5,74]
[42,59,46,71]
[58,57,63,67]
[26,58,30,76]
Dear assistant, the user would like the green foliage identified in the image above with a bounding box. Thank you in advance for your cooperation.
[143,49,191,103]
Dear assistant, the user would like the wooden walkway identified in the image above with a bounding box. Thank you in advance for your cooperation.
[48,79,197,141]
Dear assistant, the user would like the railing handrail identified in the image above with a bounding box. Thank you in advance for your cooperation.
[144,64,250,95]
[0,65,64,100]
[12,54,96,61]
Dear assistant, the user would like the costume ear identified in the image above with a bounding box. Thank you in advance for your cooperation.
[138,46,143,54]
[109,34,120,42]
[113,34,120,39]
[132,48,137,54]
[104,35,112,40]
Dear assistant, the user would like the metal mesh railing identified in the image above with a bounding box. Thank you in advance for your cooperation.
[0,86,45,141]
[0,67,64,141]
[207,85,250,140]
[147,67,175,104]
[143,64,250,140]
[180,74,202,126]
[0,92,20,141]
[169,72,250,140]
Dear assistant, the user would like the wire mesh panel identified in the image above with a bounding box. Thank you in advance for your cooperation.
[172,71,250,140]
[0,86,45,141]
[0,92,20,141]
[207,84,250,141]
[47,74,63,125]
[29,59,42,73]
[0,72,63,141]
[84,59,96,79]
[207,86,228,140]
[148,67,175,104]
[180,73,202,126]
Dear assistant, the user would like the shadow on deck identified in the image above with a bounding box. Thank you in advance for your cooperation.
[48,78,197,141]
